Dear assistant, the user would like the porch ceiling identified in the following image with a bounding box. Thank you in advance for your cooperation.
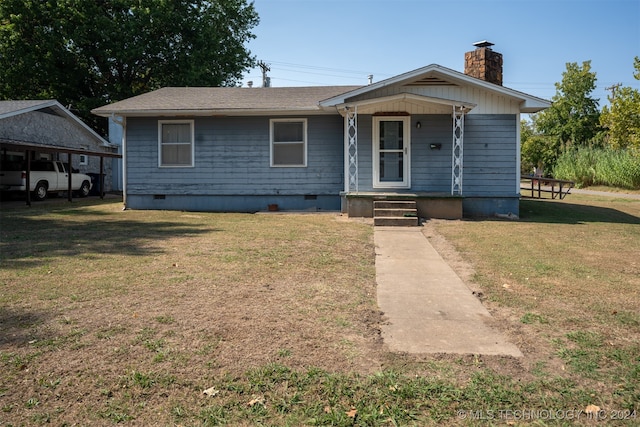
[334,93,475,116]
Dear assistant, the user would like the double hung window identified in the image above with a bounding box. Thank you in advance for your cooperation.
[270,119,307,167]
[158,120,194,167]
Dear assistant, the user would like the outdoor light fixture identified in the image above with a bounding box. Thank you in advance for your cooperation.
[416,121,421,129]
[430,143,442,150]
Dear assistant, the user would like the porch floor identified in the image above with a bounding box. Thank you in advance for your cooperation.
[344,191,454,198]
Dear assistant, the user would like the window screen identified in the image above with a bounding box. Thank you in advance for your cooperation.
[271,120,306,167]
[159,121,193,167]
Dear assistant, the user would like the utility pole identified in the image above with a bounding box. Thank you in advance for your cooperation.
[258,61,271,87]
[605,83,622,98]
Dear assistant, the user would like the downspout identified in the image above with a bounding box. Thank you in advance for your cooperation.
[515,113,522,195]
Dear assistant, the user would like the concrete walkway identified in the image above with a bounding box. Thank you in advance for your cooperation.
[375,227,522,356]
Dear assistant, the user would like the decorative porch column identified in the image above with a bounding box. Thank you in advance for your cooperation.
[345,106,358,192]
[451,105,465,195]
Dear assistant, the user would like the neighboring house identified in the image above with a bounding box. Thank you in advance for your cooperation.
[92,43,550,218]
[0,100,119,192]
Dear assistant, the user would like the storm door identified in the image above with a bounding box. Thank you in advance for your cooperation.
[373,116,410,188]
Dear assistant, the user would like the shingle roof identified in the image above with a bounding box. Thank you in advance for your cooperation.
[92,86,362,117]
[0,100,57,118]
[0,99,112,147]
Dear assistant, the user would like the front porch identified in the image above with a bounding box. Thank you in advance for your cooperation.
[341,191,463,220]
[334,92,471,223]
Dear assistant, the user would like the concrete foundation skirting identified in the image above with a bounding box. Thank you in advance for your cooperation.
[342,193,463,220]
[126,194,342,213]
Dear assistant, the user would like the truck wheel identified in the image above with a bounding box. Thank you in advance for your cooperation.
[34,181,48,201]
[78,180,91,197]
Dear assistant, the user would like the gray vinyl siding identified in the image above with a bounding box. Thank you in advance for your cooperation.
[124,112,519,215]
[411,115,452,192]
[353,114,453,193]
[355,115,373,190]
[354,113,518,198]
[354,114,452,193]
[125,115,344,197]
[462,114,518,196]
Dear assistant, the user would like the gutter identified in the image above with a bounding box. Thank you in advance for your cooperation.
[92,108,338,118]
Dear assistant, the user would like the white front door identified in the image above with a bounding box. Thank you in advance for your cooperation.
[373,116,410,188]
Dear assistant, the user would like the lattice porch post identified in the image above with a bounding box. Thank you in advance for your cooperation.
[451,105,464,195]
[345,106,358,192]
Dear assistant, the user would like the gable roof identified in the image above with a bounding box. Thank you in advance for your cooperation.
[92,64,550,117]
[92,86,363,117]
[0,100,112,147]
[0,100,59,117]
[320,64,550,113]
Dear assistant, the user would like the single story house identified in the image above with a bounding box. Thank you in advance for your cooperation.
[92,42,550,218]
[0,100,119,192]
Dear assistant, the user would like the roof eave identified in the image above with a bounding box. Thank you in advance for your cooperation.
[0,138,120,157]
[320,64,552,113]
[334,92,477,114]
[92,108,338,118]
[519,99,552,113]
[2,100,111,147]
[320,65,444,106]
[0,100,58,119]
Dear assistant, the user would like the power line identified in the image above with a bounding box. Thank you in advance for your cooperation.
[259,60,397,85]
[264,60,376,76]
[273,67,372,82]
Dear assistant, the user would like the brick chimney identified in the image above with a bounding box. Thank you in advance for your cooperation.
[464,41,503,86]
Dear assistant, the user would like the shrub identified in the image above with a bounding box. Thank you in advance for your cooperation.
[553,147,640,189]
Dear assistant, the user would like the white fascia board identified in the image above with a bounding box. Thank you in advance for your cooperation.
[319,65,443,107]
[335,92,476,113]
[93,108,338,118]
[1,100,113,148]
[519,98,552,113]
[0,100,58,119]
[51,101,113,147]
[320,63,551,113]
[425,68,552,112]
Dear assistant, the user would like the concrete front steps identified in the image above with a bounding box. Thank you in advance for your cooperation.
[373,200,419,226]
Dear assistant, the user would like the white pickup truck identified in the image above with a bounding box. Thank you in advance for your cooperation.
[0,160,92,201]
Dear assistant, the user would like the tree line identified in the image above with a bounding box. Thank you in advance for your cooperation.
[521,58,640,189]
[0,0,259,134]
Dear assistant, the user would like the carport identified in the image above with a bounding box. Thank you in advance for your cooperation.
[0,139,122,206]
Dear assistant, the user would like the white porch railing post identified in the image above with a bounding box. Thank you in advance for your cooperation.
[451,105,464,195]
[345,106,358,192]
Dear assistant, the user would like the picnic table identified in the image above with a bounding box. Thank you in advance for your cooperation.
[521,174,574,200]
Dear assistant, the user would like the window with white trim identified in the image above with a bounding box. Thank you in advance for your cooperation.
[270,119,307,167]
[79,154,88,165]
[158,120,194,167]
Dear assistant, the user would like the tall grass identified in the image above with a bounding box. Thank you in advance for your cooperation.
[553,147,640,188]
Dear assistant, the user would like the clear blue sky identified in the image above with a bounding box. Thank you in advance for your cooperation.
[243,0,639,106]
